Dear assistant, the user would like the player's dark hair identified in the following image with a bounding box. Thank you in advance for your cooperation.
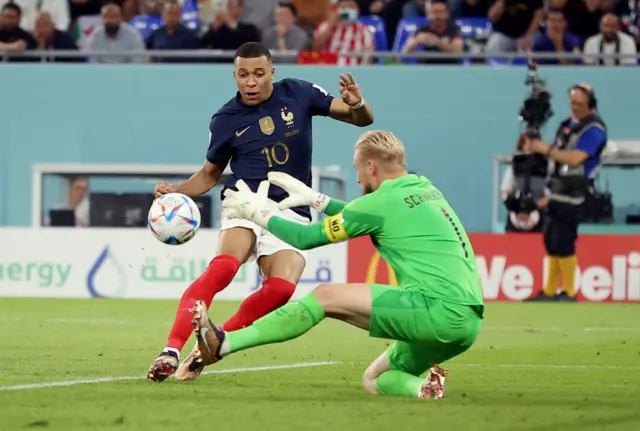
[278,2,297,16]
[234,42,272,62]
[2,2,22,15]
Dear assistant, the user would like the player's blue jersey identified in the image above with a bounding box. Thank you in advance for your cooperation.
[206,78,335,220]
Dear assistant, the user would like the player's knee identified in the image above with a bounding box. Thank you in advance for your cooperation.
[362,366,380,395]
[259,250,305,284]
[311,283,339,311]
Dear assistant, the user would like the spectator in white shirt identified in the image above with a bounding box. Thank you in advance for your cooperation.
[583,13,637,65]
[86,3,146,63]
[1,0,69,31]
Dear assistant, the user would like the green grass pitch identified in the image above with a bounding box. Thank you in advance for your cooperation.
[0,298,639,431]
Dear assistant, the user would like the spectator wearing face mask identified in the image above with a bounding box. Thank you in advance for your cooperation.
[583,13,637,66]
[85,2,146,63]
[313,0,373,65]
[263,2,308,52]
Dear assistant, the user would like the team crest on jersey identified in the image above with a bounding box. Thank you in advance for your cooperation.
[259,116,275,135]
[281,108,295,128]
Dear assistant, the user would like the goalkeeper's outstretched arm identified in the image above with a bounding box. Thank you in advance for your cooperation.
[266,203,381,250]
[323,198,348,216]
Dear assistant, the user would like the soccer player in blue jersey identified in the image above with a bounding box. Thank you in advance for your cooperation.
[147,42,374,382]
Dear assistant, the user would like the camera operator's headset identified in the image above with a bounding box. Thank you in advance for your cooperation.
[569,83,597,110]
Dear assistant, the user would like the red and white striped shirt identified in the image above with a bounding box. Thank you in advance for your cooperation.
[315,21,373,66]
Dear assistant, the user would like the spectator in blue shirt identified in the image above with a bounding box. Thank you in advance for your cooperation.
[146,0,199,63]
[533,8,582,65]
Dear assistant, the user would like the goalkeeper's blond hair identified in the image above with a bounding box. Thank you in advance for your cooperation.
[354,130,407,171]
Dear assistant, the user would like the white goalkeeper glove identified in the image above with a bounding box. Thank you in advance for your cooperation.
[267,171,330,212]
[222,180,274,229]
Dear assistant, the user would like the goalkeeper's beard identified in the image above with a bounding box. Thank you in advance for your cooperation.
[363,183,374,195]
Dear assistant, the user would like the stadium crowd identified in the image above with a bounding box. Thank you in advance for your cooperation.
[0,0,638,64]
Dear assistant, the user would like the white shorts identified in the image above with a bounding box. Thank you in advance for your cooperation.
[220,203,309,262]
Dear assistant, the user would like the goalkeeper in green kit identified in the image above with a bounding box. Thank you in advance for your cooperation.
[190,130,484,399]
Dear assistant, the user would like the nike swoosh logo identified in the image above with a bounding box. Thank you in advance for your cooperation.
[236,126,250,137]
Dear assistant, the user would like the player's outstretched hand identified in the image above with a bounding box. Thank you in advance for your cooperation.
[339,72,363,108]
[222,180,273,228]
[267,172,330,213]
[154,182,175,198]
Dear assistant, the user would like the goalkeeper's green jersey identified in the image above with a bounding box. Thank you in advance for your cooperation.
[268,174,484,308]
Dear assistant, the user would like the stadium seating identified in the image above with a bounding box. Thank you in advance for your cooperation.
[456,17,492,65]
[392,17,428,64]
[456,17,492,40]
[357,15,388,63]
[130,0,200,41]
[131,14,164,41]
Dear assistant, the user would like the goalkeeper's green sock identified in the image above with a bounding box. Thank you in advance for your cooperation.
[223,293,325,355]
[374,370,424,397]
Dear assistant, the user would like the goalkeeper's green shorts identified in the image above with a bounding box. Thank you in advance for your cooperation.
[369,284,483,376]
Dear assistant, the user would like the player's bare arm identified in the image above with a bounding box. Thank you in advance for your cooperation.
[328,73,374,127]
[154,160,226,198]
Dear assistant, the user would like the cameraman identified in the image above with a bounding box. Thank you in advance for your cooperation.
[526,83,607,302]
[501,133,549,233]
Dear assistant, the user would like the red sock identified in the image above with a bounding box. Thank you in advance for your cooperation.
[166,255,240,351]
[221,277,296,331]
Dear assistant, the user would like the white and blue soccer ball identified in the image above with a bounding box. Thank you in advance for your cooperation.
[148,193,201,245]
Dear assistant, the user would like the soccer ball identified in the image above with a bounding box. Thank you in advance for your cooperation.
[148,193,201,245]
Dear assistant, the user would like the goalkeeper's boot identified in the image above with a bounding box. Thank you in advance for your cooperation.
[174,343,205,381]
[418,365,448,399]
[147,350,179,383]
[191,300,226,366]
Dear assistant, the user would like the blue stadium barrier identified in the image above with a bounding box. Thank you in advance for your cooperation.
[357,15,388,63]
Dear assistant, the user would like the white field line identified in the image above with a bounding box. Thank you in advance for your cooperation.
[0,361,342,392]
[2,360,638,392]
